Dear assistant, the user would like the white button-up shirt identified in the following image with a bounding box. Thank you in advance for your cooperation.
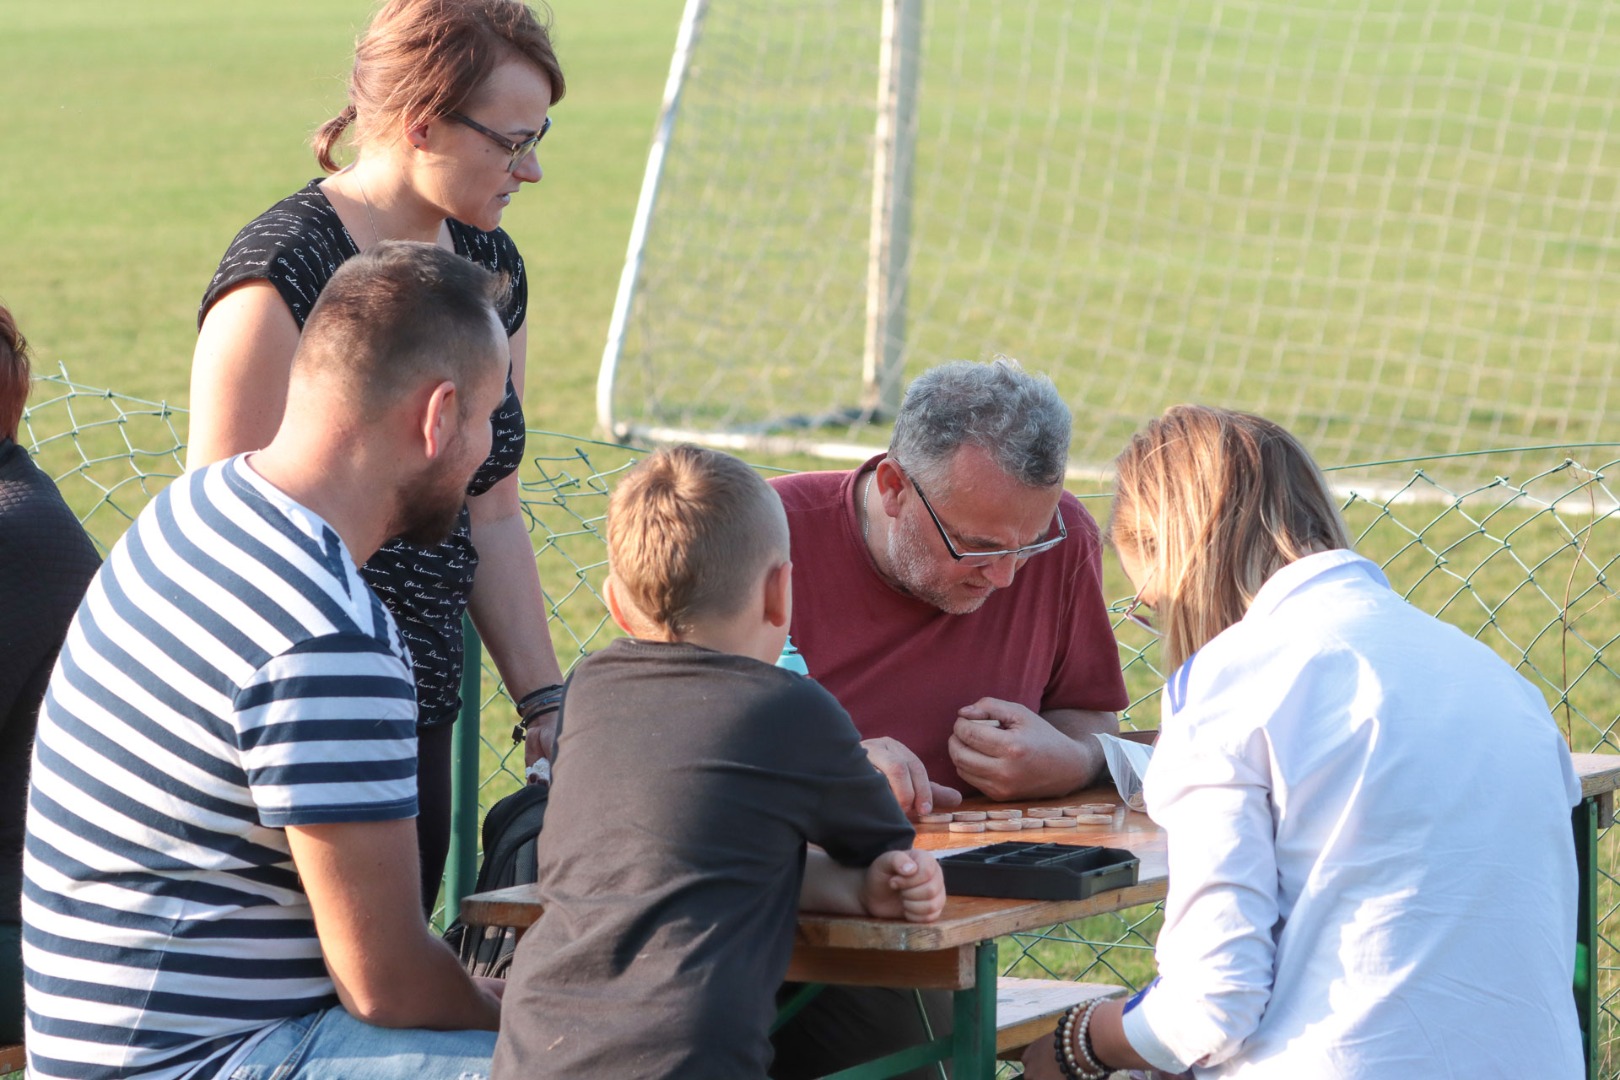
[1122,549,1583,1078]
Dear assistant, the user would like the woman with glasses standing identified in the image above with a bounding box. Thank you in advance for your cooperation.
[1025,405,1582,1079]
[189,0,567,916]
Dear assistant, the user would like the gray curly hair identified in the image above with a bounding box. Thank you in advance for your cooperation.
[888,358,1071,490]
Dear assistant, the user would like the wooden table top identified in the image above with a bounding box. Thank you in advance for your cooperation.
[462,750,1619,957]
[799,790,1167,951]
[461,786,1167,955]
[1573,752,1620,799]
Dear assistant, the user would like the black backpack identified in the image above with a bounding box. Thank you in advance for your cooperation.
[442,780,549,978]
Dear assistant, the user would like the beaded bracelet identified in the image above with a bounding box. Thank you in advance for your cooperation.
[510,683,565,745]
[1052,999,1109,1080]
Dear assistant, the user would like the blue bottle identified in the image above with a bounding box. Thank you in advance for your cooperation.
[776,634,809,676]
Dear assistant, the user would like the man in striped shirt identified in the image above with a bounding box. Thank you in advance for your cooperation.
[22,242,511,1080]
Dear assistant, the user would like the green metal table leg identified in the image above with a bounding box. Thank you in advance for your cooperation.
[1574,797,1597,1080]
[820,942,999,1079]
[445,617,483,927]
[819,1037,954,1080]
[772,983,826,1036]
[949,941,998,1079]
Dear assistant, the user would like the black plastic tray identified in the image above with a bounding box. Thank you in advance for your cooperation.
[939,842,1140,901]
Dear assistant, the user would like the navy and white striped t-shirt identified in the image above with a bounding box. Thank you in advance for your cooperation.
[22,456,419,1080]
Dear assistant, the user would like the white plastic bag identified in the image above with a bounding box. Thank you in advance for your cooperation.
[1093,732,1152,814]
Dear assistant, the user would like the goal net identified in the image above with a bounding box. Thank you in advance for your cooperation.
[599,0,1620,476]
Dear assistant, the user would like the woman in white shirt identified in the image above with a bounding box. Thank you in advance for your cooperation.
[1026,405,1582,1080]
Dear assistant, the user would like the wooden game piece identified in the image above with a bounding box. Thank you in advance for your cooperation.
[918,813,954,825]
[952,811,988,822]
[1020,818,1046,829]
[986,809,1023,820]
[986,819,1024,832]
[1026,807,1063,819]
[1068,813,1115,825]
[1042,817,1078,828]
[949,820,987,833]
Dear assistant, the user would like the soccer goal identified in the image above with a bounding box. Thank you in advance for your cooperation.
[598,0,1620,477]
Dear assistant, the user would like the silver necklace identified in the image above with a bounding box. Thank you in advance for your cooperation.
[356,175,383,249]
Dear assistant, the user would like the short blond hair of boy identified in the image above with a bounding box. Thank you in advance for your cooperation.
[607,444,789,637]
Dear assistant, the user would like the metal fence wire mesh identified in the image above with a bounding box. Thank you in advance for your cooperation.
[21,373,1620,1074]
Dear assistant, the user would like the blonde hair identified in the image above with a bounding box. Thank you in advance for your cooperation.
[314,0,566,173]
[1107,405,1351,670]
[607,445,788,637]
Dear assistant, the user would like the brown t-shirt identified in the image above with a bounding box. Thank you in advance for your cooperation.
[770,457,1129,794]
[493,639,912,1079]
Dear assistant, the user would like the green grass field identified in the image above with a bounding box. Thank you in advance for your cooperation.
[1,0,682,433]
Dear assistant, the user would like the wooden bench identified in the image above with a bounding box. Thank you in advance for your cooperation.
[0,985,1116,1073]
[993,977,1126,1059]
[0,987,1114,1075]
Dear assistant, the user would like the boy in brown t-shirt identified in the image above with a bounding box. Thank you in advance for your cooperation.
[492,445,944,1079]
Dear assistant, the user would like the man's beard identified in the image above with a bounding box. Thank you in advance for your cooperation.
[390,459,470,547]
[885,512,990,615]
[393,497,465,547]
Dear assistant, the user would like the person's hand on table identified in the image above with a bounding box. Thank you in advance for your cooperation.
[861,737,962,818]
[860,848,946,923]
[949,698,1090,801]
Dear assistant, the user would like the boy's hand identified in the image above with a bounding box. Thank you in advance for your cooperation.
[861,848,946,923]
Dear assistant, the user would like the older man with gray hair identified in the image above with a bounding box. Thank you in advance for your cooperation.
[766,359,1128,1080]
[770,358,1127,815]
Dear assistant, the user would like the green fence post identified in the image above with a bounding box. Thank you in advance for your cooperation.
[444,616,483,927]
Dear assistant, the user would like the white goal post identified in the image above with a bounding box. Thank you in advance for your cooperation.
[598,0,1620,477]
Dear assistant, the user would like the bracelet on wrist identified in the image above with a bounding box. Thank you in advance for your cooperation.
[1052,999,1109,1080]
[510,683,565,745]
[510,705,560,746]
[511,712,559,746]
[515,683,565,717]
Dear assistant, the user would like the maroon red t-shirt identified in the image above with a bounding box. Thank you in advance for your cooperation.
[770,457,1129,795]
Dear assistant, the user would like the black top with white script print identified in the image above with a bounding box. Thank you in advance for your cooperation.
[201,180,529,724]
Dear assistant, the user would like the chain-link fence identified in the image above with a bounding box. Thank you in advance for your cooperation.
[20,373,1620,1073]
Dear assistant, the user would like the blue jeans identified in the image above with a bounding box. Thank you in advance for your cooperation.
[223,1006,495,1080]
